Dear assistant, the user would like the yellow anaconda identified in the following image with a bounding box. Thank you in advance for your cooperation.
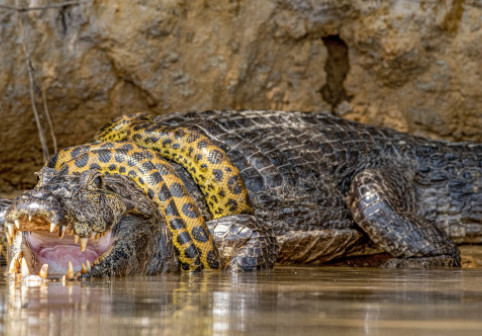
[95,113,253,218]
[48,141,222,271]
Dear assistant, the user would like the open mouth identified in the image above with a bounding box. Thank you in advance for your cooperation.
[7,216,113,280]
[26,231,112,275]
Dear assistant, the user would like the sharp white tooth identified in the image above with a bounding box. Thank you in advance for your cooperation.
[50,223,58,233]
[7,223,16,239]
[58,226,65,239]
[8,258,20,274]
[80,238,88,252]
[6,232,12,245]
[21,258,30,276]
[28,215,32,222]
[91,232,96,239]
[74,234,80,244]
[14,219,20,230]
[39,264,49,279]
[66,261,74,280]
[81,263,87,274]
[85,260,91,271]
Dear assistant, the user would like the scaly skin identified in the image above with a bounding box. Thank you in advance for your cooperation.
[48,142,222,271]
[2,110,481,277]
[95,113,253,217]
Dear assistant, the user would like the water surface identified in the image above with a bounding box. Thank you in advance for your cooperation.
[1,266,482,336]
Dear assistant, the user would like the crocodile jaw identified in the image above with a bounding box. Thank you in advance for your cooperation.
[6,215,114,278]
[25,231,112,276]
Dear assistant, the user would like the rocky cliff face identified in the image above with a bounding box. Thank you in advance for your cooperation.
[0,0,481,194]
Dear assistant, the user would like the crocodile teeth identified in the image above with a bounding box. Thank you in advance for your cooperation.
[74,234,80,244]
[80,238,88,252]
[50,223,58,233]
[14,219,20,230]
[8,257,20,274]
[5,231,13,245]
[58,226,65,239]
[39,264,48,279]
[21,258,30,276]
[81,263,87,274]
[85,260,91,271]
[7,223,16,240]
[65,261,74,280]
[28,215,32,222]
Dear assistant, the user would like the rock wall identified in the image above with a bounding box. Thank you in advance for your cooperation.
[0,0,481,194]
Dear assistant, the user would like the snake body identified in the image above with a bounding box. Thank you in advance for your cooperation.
[95,113,253,218]
[48,142,221,271]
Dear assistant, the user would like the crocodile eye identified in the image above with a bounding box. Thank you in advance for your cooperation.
[89,175,104,190]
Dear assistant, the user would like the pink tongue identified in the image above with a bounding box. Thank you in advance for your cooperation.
[37,246,99,275]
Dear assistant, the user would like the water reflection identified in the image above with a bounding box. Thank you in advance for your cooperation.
[2,266,482,335]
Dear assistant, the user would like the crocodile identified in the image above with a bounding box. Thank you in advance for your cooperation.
[2,110,481,278]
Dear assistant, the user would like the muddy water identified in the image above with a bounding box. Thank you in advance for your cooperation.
[1,266,482,336]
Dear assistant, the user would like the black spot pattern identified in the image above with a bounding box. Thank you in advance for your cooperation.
[156,163,172,176]
[207,250,220,269]
[100,142,115,149]
[227,175,243,194]
[48,153,58,168]
[207,149,224,164]
[191,226,209,243]
[226,199,238,212]
[184,244,199,259]
[91,163,102,170]
[119,143,134,151]
[74,153,88,168]
[197,140,208,149]
[177,232,192,246]
[182,203,200,218]
[142,161,155,172]
[213,169,224,182]
[170,182,186,198]
[115,151,126,163]
[170,218,187,230]
[71,145,89,159]
[157,184,171,202]
[127,152,145,167]
[150,172,163,184]
[164,199,180,217]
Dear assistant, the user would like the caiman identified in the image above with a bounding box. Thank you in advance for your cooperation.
[1,110,481,279]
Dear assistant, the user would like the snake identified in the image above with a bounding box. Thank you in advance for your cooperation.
[48,141,222,271]
[94,113,253,218]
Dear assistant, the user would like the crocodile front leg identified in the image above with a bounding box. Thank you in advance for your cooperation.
[206,214,279,271]
[348,168,460,268]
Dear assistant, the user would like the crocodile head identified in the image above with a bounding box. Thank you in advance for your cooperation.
[4,167,178,278]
